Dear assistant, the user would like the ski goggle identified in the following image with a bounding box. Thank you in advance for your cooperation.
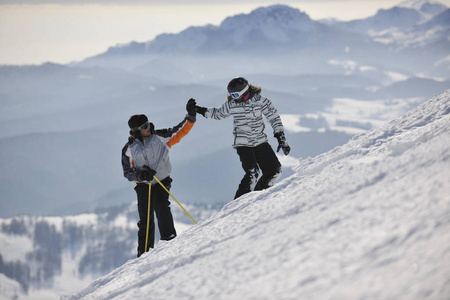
[134,122,150,131]
[229,84,249,99]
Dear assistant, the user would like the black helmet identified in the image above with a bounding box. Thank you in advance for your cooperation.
[227,77,250,100]
[227,77,248,93]
[128,114,148,130]
[128,114,154,135]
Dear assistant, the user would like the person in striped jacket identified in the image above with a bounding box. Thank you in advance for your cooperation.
[122,98,197,257]
[196,77,290,199]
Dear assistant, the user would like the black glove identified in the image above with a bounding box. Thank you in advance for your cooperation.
[274,131,291,155]
[139,165,156,181]
[186,98,197,116]
[195,105,207,117]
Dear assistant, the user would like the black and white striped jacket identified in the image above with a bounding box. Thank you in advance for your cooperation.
[205,89,284,148]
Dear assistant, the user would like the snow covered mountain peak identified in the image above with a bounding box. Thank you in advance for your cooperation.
[81,1,449,66]
[67,90,450,299]
[399,0,446,11]
[340,0,448,42]
[221,4,312,32]
[398,0,448,19]
[220,5,312,43]
[97,4,316,57]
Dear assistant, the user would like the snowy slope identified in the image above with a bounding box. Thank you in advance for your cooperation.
[66,91,450,300]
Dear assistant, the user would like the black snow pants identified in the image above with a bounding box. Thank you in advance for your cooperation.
[234,142,282,199]
[135,177,176,257]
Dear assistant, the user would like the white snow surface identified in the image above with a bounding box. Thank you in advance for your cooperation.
[67,91,450,300]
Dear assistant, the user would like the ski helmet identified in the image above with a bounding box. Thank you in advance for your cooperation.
[128,114,148,130]
[227,77,249,99]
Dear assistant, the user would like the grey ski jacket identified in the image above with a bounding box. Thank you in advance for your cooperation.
[205,89,284,148]
[121,114,195,185]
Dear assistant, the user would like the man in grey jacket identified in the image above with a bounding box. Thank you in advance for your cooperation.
[196,77,290,199]
[122,99,197,257]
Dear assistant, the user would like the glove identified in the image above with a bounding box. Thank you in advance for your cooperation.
[139,165,156,181]
[195,105,207,117]
[186,98,197,116]
[274,131,291,155]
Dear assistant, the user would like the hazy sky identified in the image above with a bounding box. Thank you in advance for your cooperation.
[0,0,449,65]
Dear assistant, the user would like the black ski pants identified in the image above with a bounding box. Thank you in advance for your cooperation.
[234,142,282,199]
[135,177,176,257]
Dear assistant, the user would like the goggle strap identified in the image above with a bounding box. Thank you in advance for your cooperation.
[132,122,150,131]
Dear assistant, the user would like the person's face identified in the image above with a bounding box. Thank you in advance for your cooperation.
[138,121,151,137]
[140,127,151,137]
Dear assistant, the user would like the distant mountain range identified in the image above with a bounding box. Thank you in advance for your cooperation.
[88,1,448,56]
[340,0,448,34]
[78,2,449,83]
[399,0,447,15]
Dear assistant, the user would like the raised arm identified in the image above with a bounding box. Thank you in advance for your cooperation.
[157,99,196,148]
[196,101,231,120]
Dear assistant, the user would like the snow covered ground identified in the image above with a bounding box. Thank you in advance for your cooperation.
[66,91,450,300]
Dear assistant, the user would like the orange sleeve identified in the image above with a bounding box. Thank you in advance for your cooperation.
[167,120,195,148]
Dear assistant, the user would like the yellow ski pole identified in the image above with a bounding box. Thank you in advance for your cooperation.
[153,176,197,224]
[144,182,152,253]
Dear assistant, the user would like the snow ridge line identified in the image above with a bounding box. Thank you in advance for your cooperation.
[294,90,450,177]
